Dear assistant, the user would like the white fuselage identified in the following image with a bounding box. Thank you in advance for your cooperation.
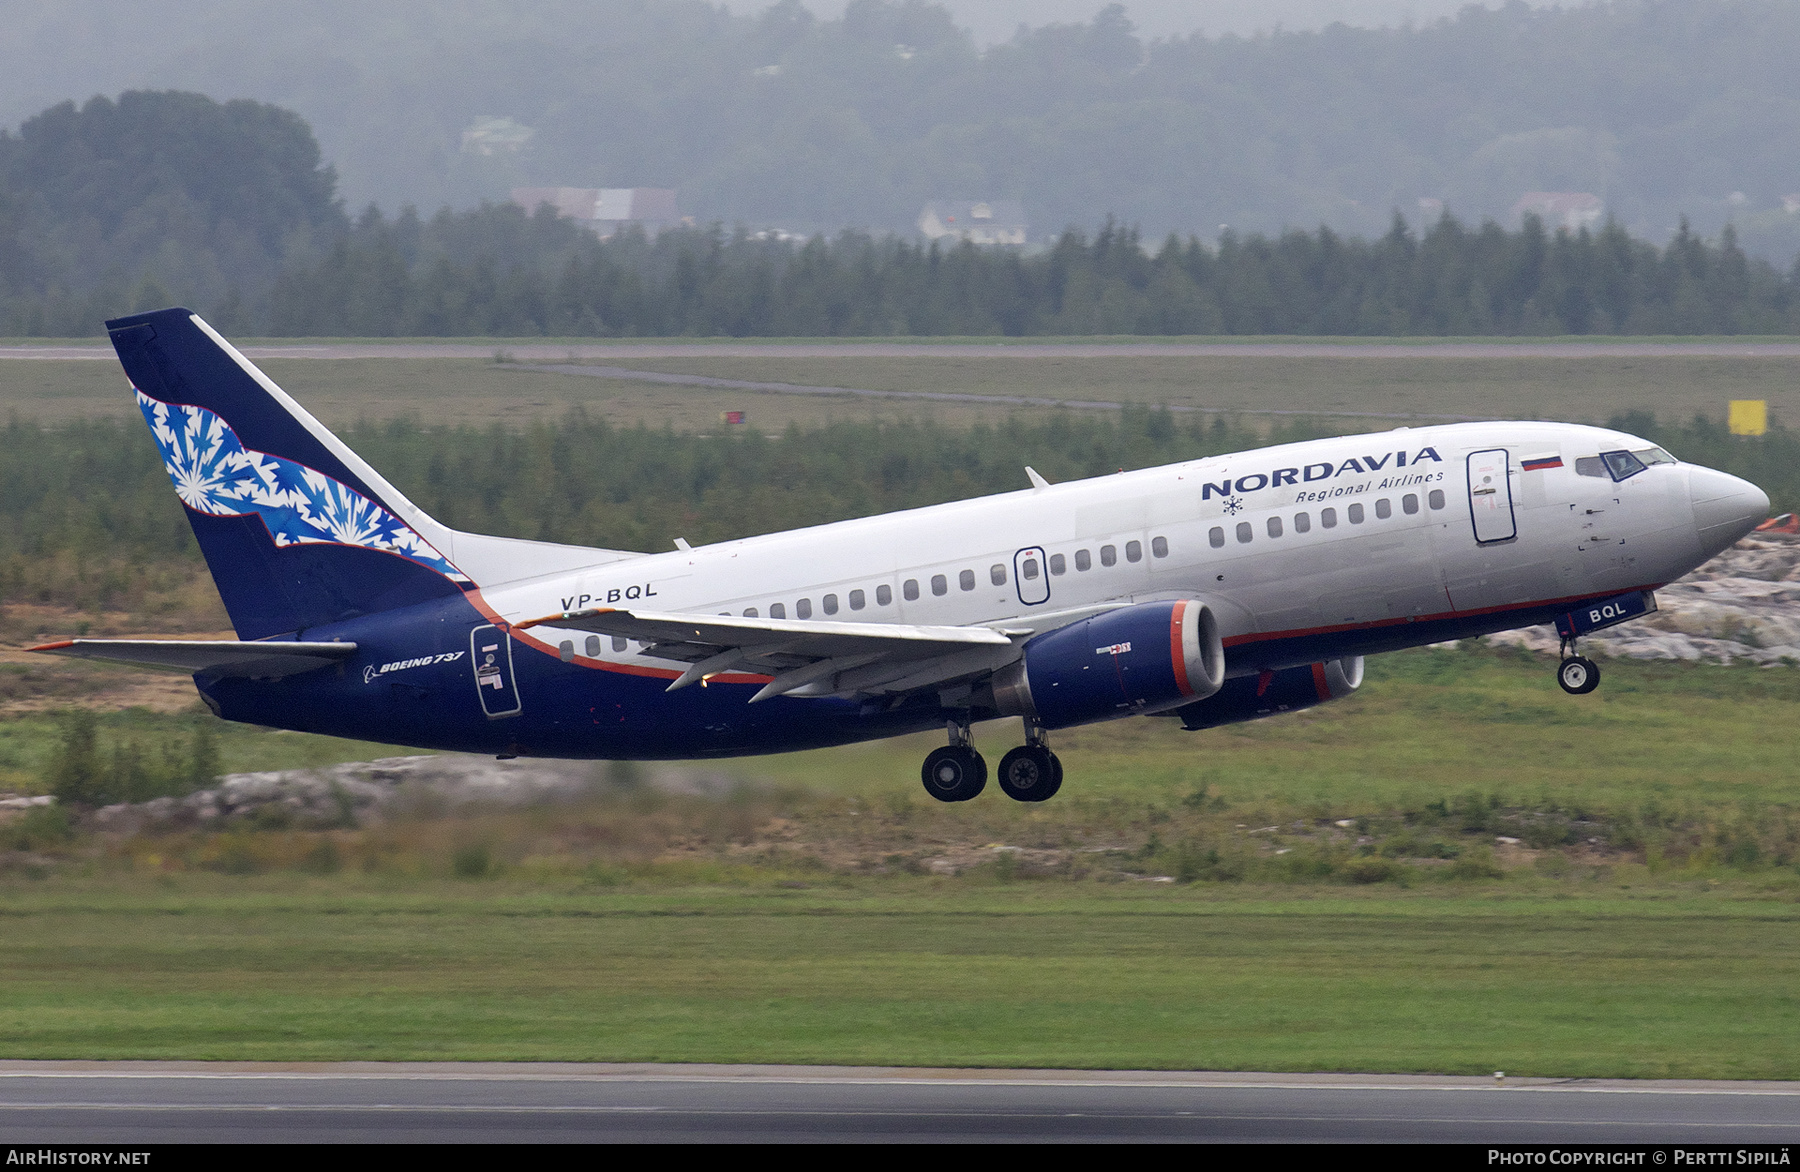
[485,421,1760,676]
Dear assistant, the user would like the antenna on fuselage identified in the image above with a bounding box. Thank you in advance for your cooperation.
[1025,466,1050,490]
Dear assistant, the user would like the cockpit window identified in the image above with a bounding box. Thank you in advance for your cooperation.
[1600,450,1647,481]
[1575,457,1607,478]
[1634,447,1677,466]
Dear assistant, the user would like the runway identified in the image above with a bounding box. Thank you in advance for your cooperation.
[2,1063,1797,1143]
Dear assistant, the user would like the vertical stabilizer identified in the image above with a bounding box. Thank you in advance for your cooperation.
[110,307,469,638]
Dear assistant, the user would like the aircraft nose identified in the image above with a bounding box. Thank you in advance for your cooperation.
[1688,465,1771,559]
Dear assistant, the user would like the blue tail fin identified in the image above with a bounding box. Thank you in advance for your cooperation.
[110,307,471,639]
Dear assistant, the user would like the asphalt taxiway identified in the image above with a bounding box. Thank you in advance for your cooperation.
[2,1063,1797,1144]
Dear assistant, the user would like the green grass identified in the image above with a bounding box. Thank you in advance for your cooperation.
[4,351,1796,430]
[0,883,1796,1075]
[2,648,1799,1073]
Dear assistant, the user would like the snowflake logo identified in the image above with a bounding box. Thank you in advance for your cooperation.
[136,390,467,583]
[1221,496,1244,515]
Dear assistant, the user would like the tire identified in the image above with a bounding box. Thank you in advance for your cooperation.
[921,745,987,802]
[1557,655,1601,695]
[997,745,1062,802]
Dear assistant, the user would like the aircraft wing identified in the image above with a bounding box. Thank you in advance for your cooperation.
[518,607,1030,701]
[30,639,358,679]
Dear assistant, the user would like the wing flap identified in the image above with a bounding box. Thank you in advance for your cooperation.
[31,639,358,679]
[517,607,1026,695]
[520,607,1018,658]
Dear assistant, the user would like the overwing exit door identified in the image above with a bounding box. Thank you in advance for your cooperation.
[1014,546,1050,605]
[1466,449,1517,543]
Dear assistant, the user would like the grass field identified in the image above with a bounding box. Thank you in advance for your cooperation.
[2,343,1797,1074]
[1,351,1793,430]
[0,883,1796,1075]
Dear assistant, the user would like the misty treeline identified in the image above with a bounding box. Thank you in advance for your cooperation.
[4,87,1799,338]
[262,207,1800,338]
[3,409,1793,614]
[6,0,1799,259]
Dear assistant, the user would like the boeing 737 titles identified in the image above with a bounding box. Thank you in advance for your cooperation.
[33,309,1772,802]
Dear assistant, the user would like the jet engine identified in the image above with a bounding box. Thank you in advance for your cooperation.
[992,599,1225,729]
[1172,656,1364,731]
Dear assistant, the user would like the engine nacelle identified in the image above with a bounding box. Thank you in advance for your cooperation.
[1173,657,1364,730]
[992,600,1225,729]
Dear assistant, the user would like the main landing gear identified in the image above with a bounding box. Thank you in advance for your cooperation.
[1557,635,1601,695]
[921,720,1063,803]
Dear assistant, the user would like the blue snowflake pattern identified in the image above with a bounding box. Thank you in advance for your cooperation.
[1222,496,1244,515]
[137,390,468,583]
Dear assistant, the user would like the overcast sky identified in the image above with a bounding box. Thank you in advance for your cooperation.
[718,1,1563,43]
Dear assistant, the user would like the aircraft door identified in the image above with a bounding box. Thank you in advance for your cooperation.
[1014,546,1050,605]
[1466,449,1517,543]
[470,624,522,718]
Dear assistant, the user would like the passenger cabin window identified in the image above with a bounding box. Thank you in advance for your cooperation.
[1124,540,1141,562]
[1294,512,1310,533]
[1152,536,1169,558]
[585,636,601,657]
[1428,489,1445,510]
[1236,522,1253,544]
[1402,493,1419,515]
[769,602,786,619]
[1075,549,1092,571]
[1375,498,1392,519]
[1348,503,1365,524]
[992,563,1009,584]
[1209,527,1225,548]
[559,640,574,663]
[1321,507,1337,529]
[931,574,947,596]
[1049,553,1066,575]
[849,589,865,610]
[959,569,976,591]
[1267,516,1283,538]
[876,584,893,605]
[795,598,812,619]
[902,579,919,601]
[1100,544,1118,567]
[822,593,838,615]
[1019,558,1038,581]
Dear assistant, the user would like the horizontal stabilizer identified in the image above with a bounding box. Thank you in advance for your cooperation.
[30,639,358,679]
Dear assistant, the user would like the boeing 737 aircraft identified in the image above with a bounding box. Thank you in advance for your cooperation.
[33,308,1771,802]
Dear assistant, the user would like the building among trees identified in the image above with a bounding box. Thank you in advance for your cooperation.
[510,187,682,236]
[918,200,1028,245]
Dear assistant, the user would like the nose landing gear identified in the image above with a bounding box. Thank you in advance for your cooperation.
[1556,635,1601,695]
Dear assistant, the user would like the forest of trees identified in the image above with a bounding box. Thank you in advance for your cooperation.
[4,85,1799,338]
[5,0,1799,260]
[257,205,1800,338]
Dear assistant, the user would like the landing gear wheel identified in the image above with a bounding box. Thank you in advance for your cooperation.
[921,745,987,802]
[997,745,1063,802]
[1557,655,1601,695]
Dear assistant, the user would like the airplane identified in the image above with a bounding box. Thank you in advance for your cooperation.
[32,307,1771,803]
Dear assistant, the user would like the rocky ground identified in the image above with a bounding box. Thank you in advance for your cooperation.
[86,754,743,834]
[1483,532,1800,665]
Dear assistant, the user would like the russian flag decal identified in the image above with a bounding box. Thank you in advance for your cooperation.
[1521,453,1563,471]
